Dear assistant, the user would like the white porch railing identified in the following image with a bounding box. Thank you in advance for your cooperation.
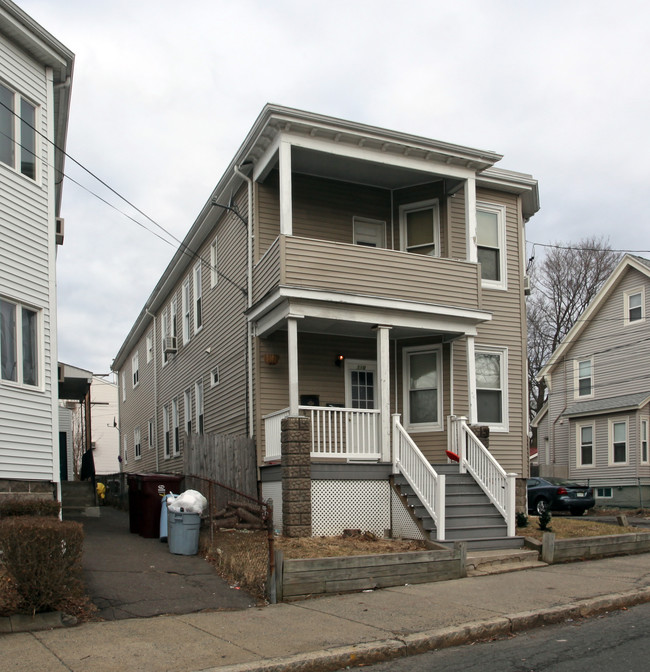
[449,415,516,536]
[263,406,381,462]
[392,414,445,541]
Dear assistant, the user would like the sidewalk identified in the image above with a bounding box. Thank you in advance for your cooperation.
[3,550,650,672]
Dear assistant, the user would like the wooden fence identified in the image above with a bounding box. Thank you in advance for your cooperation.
[184,433,257,501]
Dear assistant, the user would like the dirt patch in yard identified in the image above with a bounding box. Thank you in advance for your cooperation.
[518,516,646,542]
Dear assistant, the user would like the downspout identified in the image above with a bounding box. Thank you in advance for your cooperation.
[146,309,159,471]
[234,164,254,438]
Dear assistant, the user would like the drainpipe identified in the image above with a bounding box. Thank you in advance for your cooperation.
[146,309,159,471]
[234,164,254,438]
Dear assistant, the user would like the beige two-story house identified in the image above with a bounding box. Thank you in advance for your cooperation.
[112,105,539,548]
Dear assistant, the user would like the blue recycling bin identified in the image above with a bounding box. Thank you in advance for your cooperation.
[168,511,201,555]
[160,493,177,542]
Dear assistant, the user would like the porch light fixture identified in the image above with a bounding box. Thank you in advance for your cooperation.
[264,353,280,366]
[335,354,345,367]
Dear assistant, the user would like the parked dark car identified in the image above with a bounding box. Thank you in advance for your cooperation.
[526,477,595,516]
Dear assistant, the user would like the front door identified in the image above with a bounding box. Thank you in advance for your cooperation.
[344,359,378,455]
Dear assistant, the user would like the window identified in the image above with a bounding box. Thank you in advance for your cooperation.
[399,200,440,256]
[163,405,170,458]
[211,366,220,387]
[0,297,39,386]
[195,379,204,435]
[476,202,506,288]
[171,297,177,342]
[609,419,628,465]
[475,347,508,430]
[641,419,648,464]
[575,358,593,398]
[0,83,37,180]
[210,237,219,287]
[577,423,594,467]
[596,487,613,499]
[403,345,442,431]
[123,435,128,464]
[161,309,169,365]
[148,418,155,448]
[353,218,386,248]
[172,397,179,456]
[134,427,141,460]
[182,278,191,343]
[146,333,153,363]
[625,288,644,325]
[132,351,139,387]
[193,264,202,332]
[184,389,192,435]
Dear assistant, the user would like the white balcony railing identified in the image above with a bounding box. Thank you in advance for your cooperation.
[263,406,381,462]
[449,415,516,536]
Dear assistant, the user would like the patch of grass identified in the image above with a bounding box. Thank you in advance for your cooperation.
[520,516,645,542]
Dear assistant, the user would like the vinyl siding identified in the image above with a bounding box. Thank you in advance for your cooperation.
[0,32,56,481]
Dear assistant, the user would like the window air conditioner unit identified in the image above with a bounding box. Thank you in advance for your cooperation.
[523,275,531,296]
[163,336,177,354]
[55,217,64,245]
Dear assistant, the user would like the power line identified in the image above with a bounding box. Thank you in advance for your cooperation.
[528,241,650,254]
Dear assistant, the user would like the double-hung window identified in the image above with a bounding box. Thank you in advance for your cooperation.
[123,435,128,464]
[193,264,202,332]
[161,310,169,365]
[609,419,628,465]
[134,427,141,459]
[210,237,219,287]
[0,83,37,180]
[195,379,204,435]
[476,202,506,289]
[0,297,40,387]
[182,278,191,343]
[575,358,593,398]
[641,419,648,464]
[403,345,442,431]
[170,297,177,344]
[132,351,139,387]
[577,423,594,467]
[146,333,153,363]
[475,346,508,430]
[625,288,644,325]
[148,418,155,449]
[399,200,440,257]
[163,405,170,458]
[184,389,192,435]
[172,397,179,456]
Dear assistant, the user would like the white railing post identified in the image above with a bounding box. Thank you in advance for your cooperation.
[457,416,468,474]
[392,413,401,474]
[436,473,446,540]
[506,473,517,537]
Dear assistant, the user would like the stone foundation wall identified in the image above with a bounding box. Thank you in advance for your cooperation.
[0,479,57,503]
[281,415,311,537]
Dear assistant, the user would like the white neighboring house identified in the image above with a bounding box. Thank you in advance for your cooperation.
[0,1,74,502]
[90,375,119,475]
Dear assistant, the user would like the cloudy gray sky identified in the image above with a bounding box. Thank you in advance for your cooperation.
[17,0,650,375]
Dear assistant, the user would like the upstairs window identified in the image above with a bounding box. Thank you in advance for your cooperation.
[210,237,219,287]
[476,202,506,289]
[172,397,180,456]
[625,289,644,325]
[146,333,153,363]
[0,83,37,180]
[195,379,204,435]
[161,309,169,365]
[0,297,39,387]
[399,200,440,257]
[163,405,170,458]
[134,427,141,460]
[193,264,203,332]
[132,351,139,387]
[609,419,628,465]
[576,359,593,398]
[182,278,191,343]
[184,389,192,435]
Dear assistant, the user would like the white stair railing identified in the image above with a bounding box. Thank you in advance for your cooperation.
[449,415,516,536]
[392,414,445,541]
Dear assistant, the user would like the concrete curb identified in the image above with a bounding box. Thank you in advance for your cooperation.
[204,587,650,672]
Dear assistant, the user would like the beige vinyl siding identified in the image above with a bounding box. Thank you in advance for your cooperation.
[449,187,468,260]
[0,33,56,481]
[256,171,280,259]
[253,237,281,303]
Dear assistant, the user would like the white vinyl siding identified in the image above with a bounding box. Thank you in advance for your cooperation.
[402,345,442,432]
[476,202,506,290]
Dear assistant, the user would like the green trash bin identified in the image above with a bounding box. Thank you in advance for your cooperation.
[168,511,201,555]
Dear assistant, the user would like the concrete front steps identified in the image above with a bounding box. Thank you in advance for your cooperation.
[466,548,547,576]
[393,464,524,551]
[61,480,99,518]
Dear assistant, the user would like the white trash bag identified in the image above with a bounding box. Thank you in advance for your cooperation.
[167,489,207,514]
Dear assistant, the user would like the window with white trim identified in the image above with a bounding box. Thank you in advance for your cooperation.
[210,237,219,287]
[211,366,220,387]
[182,278,191,343]
[576,423,594,467]
[624,288,644,325]
[172,397,179,456]
[148,418,155,448]
[146,333,153,363]
[353,217,386,248]
[163,405,170,458]
[0,83,37,180]
[399,200,440,257]
[0,297,40,387]
[123,435,128,464]
[475,347,508,430]
[575,358,593,398]
[195,379,204,435]
[161,309,169,365]
[132,351,139,388]
[403,345,442,431]
[184,389,192,435]
[596,487,613,499]
[476,202,506,289]
[134,426,141,459]
[609,418,628,465]
[641,419,648,464]
[193,264,203,332]
[171,297,177,343]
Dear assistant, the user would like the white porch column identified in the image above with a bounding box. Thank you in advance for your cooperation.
[465,176,477,263]
[374,325,391,462]
[279,140,293,236]
[287,316,299,415]
[466,335,477,425]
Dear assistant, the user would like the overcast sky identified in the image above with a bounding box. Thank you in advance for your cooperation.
[16,0,650,375]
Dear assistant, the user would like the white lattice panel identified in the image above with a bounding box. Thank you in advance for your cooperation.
[311,480,390,537]
[261,481,282,533]
[391,490,425,541]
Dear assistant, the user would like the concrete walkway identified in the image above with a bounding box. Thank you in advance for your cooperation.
[3,549,650,672]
